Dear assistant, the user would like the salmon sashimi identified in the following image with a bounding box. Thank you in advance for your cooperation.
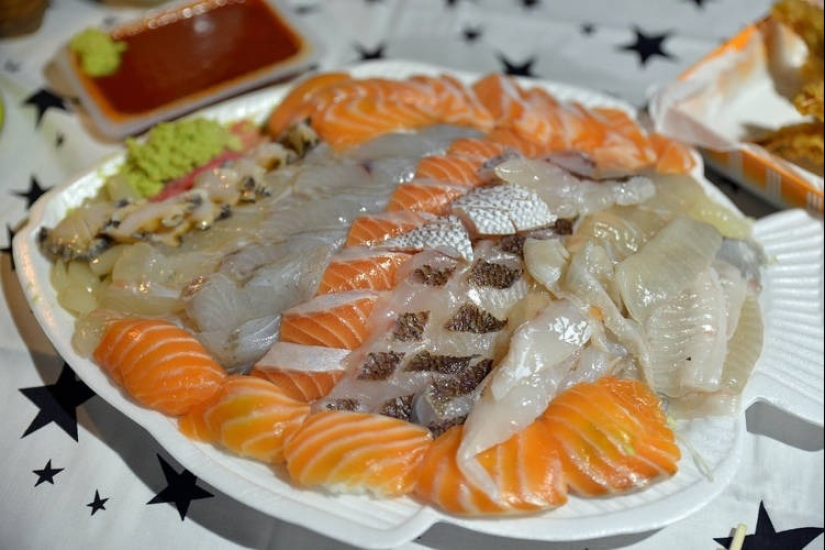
[316,247,413,295]
[414,153,490,187]
[284,410,433,497]
[410,74,496,132]
[92,318,226,416]
[414,422,567,516]
[345,210,433,248]
[446,136,514,161]
[250,341,349,402]
[649,132,698,174]
[539,377,681,497]
[385,179,471,215]
[266,71,352,138]
[178,375,311,463]
[278,290,382,350]
[311,96,436,150]
[471,72,528,126]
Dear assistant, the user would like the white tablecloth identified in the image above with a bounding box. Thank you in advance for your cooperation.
[0,1,822,549]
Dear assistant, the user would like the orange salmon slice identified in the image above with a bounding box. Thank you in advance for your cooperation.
[279,290,381,350]
[284,410,433,497]
[178,375,310,464]
[92,318,226,416]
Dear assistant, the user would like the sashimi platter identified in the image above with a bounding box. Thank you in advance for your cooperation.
[13,60,824,547]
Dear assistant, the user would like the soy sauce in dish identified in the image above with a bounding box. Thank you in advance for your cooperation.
[72,0,305,117]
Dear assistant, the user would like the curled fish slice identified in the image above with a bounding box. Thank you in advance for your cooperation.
[284,410,433,497]
[178,375,311,463]
[415,422,567,516]
[539,377,680,497]
[92,318,226,416]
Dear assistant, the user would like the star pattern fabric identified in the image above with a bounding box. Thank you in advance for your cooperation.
[32,460,64,487]
[147,455,214,521]
[19,363,96,441]
[714,501,825,550]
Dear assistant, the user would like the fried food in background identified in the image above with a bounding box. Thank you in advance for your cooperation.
[755,0,824,175]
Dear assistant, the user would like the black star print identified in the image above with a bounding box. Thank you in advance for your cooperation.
[13,176,51,209]
[618,27,676,67]
[715,501,824,549]
[462,25,482,43]
[147,454,214,520]
[520,0,540,8]
[87,490,109,515]
[20,362,96,441]
[496,54,536,77]
[355,43,386,61]
[33,460,64,486]
[2,224,16,270]
[581,23,596,35]
[294,4,319,15]
[685,0,714,7]
[23,88,68,127]
[4,59,21,73]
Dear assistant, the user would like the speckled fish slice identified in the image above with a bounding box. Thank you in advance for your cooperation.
[375,215,474,262]
[450,184,556,236]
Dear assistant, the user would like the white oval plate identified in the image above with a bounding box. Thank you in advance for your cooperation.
[13,60,824,549]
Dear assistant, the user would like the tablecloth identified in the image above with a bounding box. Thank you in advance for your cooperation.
[0,1,822,549]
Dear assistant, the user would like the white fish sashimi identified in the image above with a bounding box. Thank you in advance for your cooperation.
[450,184,556,236]
[645,266,729,396]
[457,298,594,498]
[493,157,655,218]
[616,217,723,324]
[376,215,474,262]
[523,237,569,294]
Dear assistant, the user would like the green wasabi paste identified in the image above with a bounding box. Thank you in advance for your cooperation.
[112,118,241,199]
[69,28,127,78]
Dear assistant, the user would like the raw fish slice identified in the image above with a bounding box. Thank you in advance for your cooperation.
[178,375,311,463]
[446,137,514,161]
[414,422,567,516]
[250,341,350,402]
[485,127,548,158]
[283,410,433,497]
[279,290,382,350]
[312,96,436,150]
[539,377,680,497]
[471,73,528,126]
[376,215,474,262]
[316,247,413,295]
[386,179,470,215]
[92,318,226,416]
[450,183,557,236]
[414,154,489,186]
[587,107,658,172]
[649,133,698,174]
[266,72,353,137]
[410,74,496,132]
[345,210,433,247]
